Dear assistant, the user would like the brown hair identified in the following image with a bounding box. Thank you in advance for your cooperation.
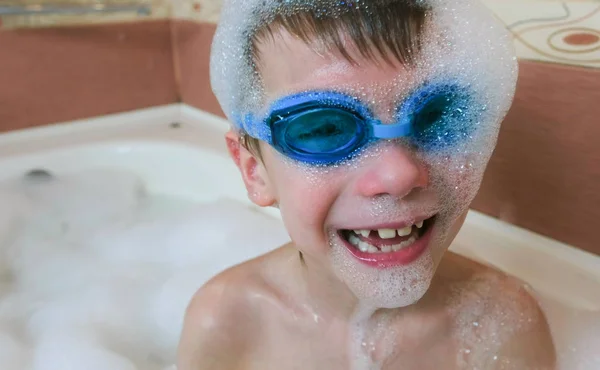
[240,1,429,158]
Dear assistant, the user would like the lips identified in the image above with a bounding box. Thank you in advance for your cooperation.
[337,216,435,268]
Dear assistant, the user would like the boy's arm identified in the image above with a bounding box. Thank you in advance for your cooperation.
[177,279,256,370]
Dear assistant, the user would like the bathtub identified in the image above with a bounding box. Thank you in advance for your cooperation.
[0,104,599,367]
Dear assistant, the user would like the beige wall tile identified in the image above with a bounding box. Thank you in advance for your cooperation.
[0,0,170,29]
[171,0,221,23]
[482,0,600,68]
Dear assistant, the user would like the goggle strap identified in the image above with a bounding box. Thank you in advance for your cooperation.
[240,113,271,142]
[370,120,413,139]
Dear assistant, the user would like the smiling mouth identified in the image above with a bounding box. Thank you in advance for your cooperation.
[337,215,436,268]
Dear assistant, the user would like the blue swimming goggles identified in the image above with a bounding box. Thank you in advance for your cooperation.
[240,82,476,165]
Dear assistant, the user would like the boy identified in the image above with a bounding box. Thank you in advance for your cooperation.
[178,1,556,369]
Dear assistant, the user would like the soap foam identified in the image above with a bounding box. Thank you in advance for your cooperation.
[0,329,28,370]
[210,0,517,139]
[0,169,290,369]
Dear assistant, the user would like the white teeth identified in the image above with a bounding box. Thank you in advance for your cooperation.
[354,229,371,237]
[392,235,417,251]
[397,226,412,237]
[416,221,424,229]
[349,234,360,247]
[358,241,370,253]
[377,229,396,239]
[347,233,419,254]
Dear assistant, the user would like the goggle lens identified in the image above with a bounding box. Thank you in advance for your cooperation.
[407,86,474,150]
[272,107,367,163]
[263,83,476,165]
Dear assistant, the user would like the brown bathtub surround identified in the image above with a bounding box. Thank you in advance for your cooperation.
[0,20,178,132]
[171,20,224,117]
[0,0,170,30]
[472,60,600,256]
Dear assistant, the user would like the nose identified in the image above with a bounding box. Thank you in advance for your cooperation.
[354,143,429,199]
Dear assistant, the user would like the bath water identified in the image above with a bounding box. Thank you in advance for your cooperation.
[0,168,289,370]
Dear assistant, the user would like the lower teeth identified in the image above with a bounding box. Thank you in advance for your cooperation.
[347,232,418,254]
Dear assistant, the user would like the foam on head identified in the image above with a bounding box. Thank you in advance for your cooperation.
[211,0,517,135]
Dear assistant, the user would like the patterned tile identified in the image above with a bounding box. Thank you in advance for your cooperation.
[171,0,221,23]
[482,0,600,68]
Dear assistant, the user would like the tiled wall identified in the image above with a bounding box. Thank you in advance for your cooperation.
[0,19,178,131]
[481,0,600,69]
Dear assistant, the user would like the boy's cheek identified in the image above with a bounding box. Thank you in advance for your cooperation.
[279,184,336,222]
[276,177,340,241]
[426,152,489,191]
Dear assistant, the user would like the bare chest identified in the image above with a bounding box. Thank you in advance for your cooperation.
[239,309,469,370]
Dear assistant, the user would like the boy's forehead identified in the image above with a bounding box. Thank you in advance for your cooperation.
[258,30,418,110]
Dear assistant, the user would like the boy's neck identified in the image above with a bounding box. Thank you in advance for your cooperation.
[296,251,359,319]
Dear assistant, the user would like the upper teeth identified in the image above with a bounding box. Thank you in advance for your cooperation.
[353,222,424,240]
[348,233,418,253]
[378,229,396,239]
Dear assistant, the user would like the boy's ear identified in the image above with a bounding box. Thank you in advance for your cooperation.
[225,130,277,207]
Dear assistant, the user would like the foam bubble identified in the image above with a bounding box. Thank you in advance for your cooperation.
[31,333,137,370]
[0,329,28,370]
[0,169,291,369]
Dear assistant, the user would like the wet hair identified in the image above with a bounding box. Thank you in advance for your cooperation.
[239,0,429,158]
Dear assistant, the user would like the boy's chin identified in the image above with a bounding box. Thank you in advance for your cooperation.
[360,279,432,310]
[329,238,436,310]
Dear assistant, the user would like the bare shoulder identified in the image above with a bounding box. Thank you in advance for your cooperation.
[438,252,557,369]
[177,245,297,370]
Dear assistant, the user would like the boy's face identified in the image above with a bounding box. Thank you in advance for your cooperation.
[228,30,482,308]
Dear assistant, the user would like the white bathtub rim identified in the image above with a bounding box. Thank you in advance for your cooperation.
[0,104,180,143]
